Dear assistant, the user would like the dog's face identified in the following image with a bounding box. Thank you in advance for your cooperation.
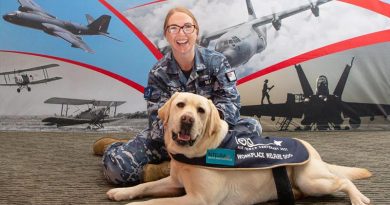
[158,92,226,158]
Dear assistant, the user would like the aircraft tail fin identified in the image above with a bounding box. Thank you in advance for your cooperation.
[246,0,257,21]
[295,64,314,98]
[88,14,111,33]
[86,14,95,25]
[333,57,354,98]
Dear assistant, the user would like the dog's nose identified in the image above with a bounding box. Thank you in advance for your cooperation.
[181,114,194,124]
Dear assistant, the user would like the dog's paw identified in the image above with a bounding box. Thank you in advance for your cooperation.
[107,187,136,201]
[350,193,370,205]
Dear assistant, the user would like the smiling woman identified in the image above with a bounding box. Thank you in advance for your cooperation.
[95,6,263,187]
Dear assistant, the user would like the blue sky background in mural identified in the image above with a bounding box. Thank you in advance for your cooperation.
[0,0,156,87]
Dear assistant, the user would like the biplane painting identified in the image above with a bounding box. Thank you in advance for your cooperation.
[1,0,389,131]
[42,97,126,129]
[0,63,61,93]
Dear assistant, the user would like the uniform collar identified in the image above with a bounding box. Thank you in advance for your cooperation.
[166,46,207,75]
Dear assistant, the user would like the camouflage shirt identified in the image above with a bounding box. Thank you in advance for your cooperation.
[144,46,240,141]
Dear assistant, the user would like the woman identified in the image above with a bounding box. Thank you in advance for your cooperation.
[94,7,262,185]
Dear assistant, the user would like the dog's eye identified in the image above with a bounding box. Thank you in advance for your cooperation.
[197,107,205,114]
[177,102,185,108]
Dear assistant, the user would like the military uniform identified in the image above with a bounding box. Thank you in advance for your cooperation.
[102,46,262,185]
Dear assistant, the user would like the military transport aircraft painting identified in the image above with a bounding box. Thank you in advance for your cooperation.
[0,63,61,93]
[156,0,333,67]
[240,58,390,131]
[2,0,120,53]
[42,97,126,129]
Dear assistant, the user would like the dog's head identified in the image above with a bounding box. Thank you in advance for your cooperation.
[158,92,228,158]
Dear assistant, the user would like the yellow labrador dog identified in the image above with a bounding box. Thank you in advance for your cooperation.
[107,92,371,205]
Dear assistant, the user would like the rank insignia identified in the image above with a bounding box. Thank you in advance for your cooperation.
[225,70,237,82]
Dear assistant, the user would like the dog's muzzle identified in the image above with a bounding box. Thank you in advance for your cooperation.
[172,114,195,146]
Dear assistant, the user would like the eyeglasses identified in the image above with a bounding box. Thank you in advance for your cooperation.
[166,24,196,34]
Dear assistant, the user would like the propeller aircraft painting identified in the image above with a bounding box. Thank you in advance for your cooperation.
[198,0,332,67]
[0,63,62,93]
[240,57,390,131]
[42,97,126,129]
[2,0,120,53]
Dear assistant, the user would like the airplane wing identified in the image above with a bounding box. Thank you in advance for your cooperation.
[341,102,390,119]
[0,64,59,75]
[42,116,92,126]
[44,97,125,107]
[41,23,94,53]
[199,0,332,47]
[17,0,56,19]
[42,116,124,126]
[0,83,19,86]
[29,77,62,85]
[251,0,333,28]
[240,103,304,119]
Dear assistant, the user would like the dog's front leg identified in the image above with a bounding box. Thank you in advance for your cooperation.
[125,195,208,205]
[107,176,184,201]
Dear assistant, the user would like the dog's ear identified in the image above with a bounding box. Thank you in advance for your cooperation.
[158,92,180,125]
[207,100,222,137]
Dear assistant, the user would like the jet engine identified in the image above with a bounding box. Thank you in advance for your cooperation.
[310,4,320,17]
[18,6,34,13]
[272,15,281,30]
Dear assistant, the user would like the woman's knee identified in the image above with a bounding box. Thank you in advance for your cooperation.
[101,141,149,186]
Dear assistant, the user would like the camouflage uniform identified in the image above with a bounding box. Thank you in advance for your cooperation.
[102,46,262,185]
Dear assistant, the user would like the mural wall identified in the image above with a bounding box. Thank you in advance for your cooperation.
[1,0,389,131]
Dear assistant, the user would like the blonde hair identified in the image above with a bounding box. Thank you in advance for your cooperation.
[163,7,199,36]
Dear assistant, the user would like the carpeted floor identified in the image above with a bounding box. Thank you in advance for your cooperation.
[0,131,389,205]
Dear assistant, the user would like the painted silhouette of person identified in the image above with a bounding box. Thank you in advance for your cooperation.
[261,79,274,104]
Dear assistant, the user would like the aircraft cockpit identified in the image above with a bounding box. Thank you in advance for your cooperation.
[315,75,329,100]
[215,36,241,51]
[2,11,19,21]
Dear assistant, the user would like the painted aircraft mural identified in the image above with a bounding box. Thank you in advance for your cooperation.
[157,0,333,67]
[240,57,390,130]
[42,97,125,129]
[0,63,61,93]
[2,0,120,53]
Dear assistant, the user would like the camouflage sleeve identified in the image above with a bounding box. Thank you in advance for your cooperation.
[144,68,171,141]
[212,57,241,127]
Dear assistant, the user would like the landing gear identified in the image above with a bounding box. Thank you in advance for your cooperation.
[27,87,31,92]
[17,88,21,93]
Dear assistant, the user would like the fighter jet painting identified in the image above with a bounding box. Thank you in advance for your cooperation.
[2,0,120,53]
[240,57,390,131]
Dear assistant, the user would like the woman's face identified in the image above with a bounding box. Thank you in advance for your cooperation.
[165,12,198,57]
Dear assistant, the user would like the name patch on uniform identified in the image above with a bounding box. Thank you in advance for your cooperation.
[206,148,235,166]
[144,86,153,100]
[225,70,237,82]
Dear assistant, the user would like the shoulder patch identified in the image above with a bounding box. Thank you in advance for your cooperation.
[144,86,153,100]
[225,70,237,82]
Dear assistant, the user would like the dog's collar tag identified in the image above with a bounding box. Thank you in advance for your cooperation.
[206,148,235,166]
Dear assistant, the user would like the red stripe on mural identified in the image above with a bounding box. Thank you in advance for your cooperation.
[237,29,390,85]
[127,0,167,10]
[0,50,145,93]
[99,0,163,60]
[340,0,390,17]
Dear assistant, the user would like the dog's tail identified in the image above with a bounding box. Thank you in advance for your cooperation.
[327,164,372,180]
